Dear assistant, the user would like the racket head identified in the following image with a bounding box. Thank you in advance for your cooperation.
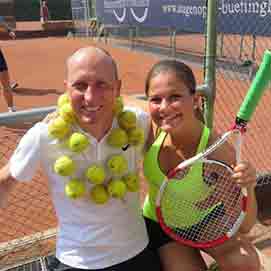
[156,159,247,249]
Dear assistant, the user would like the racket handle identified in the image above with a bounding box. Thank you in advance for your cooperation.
[235,134,242,164]
[237,50,271,123]
[235,133,248,197]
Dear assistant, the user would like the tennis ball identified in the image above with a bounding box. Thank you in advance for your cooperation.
[127,127,145,146]
[107,154,128,176]
[48,117,71,139]
[54,155,76,176]
[90,184,110,204]
[65,178,86,199]
[57,93,70,108]
[107,178,127,199]
[68,132,90,153]
[85,165,106,184]
[107,128,128,148]
[122,173,140,192]
[118,111,137,131]
[59,103,76,123]
[113,96,124,116]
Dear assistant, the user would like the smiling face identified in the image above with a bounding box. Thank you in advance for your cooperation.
[147,71,198,134]
[65,48,121,137]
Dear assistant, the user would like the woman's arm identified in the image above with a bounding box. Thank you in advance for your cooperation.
[232,161,257,233]
[209,132,257,233]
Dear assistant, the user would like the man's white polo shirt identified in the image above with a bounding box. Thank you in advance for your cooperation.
[9,106,150,269]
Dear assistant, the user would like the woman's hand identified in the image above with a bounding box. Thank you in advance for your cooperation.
[232,161,256,190]
[232,161,258,233]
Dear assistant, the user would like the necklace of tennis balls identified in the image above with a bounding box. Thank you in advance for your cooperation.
[48,95,145,205]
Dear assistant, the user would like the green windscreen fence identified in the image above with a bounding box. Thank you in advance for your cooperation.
[0,0,16,28]
[14,0,71,21]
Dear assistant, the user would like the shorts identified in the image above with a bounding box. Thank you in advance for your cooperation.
[0,50,8,72]
[46,245,161,271]
[144,216,173,251]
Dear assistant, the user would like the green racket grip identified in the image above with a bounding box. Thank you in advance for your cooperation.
[237,50,271,122]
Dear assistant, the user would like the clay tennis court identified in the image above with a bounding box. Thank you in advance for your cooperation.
[0,21,271,269]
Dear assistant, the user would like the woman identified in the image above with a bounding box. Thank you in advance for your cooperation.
[142,60,263,270]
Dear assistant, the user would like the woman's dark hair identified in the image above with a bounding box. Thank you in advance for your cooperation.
[145,59,204,123]
[145,60,196,96]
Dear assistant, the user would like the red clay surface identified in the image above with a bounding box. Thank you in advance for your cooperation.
[0,38,163,111]
[15,21,44,31]
[0,21,271,268]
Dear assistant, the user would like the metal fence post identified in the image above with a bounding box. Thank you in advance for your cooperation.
[203,0,217,128]
[171,28,176,58]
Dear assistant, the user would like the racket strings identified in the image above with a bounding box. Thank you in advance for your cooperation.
[160,161,244,244]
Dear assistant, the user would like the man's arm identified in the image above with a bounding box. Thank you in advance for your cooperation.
[0,163,17,208]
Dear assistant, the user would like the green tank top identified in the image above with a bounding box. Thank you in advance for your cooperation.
[143,126,211,223]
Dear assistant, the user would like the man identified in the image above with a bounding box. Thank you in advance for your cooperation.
[40,0,50,23]
[0,47,161,271]
[0,15,17,112]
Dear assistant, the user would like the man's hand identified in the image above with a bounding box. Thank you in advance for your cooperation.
[0,164,16,208]
[43,111,59,124]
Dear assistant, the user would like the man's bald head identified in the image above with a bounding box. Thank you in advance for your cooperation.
[64,46,122,139]
[66,47,119,81]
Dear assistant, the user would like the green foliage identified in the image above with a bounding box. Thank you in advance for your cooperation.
[14,0,72,21]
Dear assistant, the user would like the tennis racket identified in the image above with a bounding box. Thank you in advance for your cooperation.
[156,50,271,248]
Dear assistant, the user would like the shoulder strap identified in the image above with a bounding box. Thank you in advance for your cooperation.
[196,126,210,154]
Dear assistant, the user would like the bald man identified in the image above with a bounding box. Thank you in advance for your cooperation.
[0,47,161,270]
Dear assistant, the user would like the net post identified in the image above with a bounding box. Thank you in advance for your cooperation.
[239,35,244,60]
[252,35,256,61]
